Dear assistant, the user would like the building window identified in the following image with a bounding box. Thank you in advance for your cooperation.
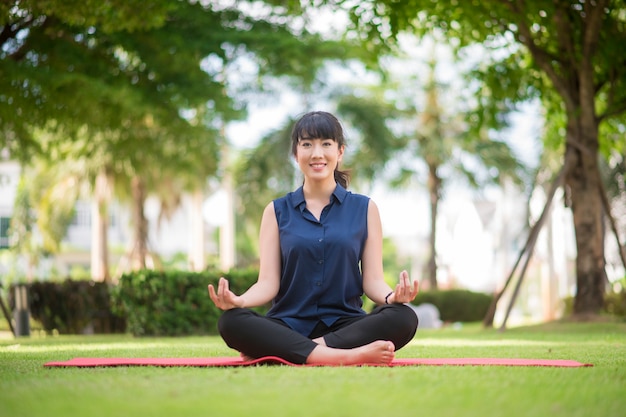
[70,204,91,227]
[0,217,10,249]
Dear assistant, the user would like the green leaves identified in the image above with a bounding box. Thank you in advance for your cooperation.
[111,269,262,336]
[337,94,403,181]
[20,0,173,33]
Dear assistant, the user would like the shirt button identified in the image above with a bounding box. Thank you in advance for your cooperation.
[318,260,323,264]
[316,282,322,286]
[318,238,323,242]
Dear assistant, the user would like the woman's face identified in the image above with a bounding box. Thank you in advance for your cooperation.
[295,137,344,183]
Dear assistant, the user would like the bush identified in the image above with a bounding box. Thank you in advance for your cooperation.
[562,291,626,320]
[410,289,493,322]
[9,280,126,334]
[604,291,626,318]
[111,268,262,336]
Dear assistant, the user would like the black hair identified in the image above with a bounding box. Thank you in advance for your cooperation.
[290,111,350,188]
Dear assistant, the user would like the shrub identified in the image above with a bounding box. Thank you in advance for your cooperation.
[410,289,493,322]
[9,280,126,334]
[603,291,626,318]
[562,291,626,320]
[111,268,262,336]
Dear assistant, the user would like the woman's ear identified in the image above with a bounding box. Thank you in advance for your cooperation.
[338,144,345,162]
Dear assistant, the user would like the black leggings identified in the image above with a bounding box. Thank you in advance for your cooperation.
[217,304,419,364]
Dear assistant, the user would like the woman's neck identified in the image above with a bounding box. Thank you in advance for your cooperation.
[302,179,336,221]
[302,178,336,202]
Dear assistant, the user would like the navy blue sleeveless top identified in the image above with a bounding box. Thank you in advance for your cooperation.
[266,184,369,337]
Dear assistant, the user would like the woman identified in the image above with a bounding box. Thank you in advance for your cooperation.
[208,111,419,365]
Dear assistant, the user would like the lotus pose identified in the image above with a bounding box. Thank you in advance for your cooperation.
[208,111,419,365]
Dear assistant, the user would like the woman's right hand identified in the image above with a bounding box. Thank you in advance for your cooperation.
[208,277,244,310]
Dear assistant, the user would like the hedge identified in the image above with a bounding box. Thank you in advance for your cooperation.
[111,268,262,336]
[409,289,493,322]
[9,280,126,334]
[21,272,626,335]
[6,269,261,336]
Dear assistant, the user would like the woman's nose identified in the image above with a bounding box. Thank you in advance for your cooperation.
[311,142,324,157]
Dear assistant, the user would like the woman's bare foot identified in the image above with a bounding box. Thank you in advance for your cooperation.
[306,340,395,366]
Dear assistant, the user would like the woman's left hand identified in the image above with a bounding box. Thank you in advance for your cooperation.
[389,270,419,304]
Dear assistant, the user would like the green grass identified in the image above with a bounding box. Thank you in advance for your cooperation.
[1,321,625,417]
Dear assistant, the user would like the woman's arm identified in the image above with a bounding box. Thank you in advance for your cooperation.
[361,200,389,304]
[362,200,419,305]
[208,202,281,310]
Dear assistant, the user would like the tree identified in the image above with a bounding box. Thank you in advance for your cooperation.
[337,48,525,290]
[1,1,356,278]
[7,176,39,281]
[232,120,297,265]
[0,0,175,160]
[1,0,224,279]
[346,0,626,315]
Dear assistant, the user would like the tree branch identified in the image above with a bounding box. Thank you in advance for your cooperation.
[598,98,626,121]
[553,0,577,70]
[577,0,608,118]
[0,15,35,49]
[8,15,51,62]
[582,0,608,59]
[597,166,626,274]
[506,0,575,111]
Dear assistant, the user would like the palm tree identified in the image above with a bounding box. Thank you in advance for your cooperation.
[233,121,297,265]
[7,129,109,281]
[111,110,221,275]
[338,57,526,290]
[7,175,40,282]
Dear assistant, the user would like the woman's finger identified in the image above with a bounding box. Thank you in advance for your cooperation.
[394,284,405,302]
[218,277,229,299]
[208,283,226,309]
[207,284,217,302]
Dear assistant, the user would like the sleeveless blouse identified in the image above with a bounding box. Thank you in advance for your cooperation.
[266,184,369,337]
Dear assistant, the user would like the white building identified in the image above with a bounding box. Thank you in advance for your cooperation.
[0,159,226,280]
[0,160,20,250]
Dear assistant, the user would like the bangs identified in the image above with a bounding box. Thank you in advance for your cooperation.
[294,113,339,141]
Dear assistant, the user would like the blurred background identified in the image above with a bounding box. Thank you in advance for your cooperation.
[1,0,625,333]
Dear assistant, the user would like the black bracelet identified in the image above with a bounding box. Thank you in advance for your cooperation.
[384,291,394,304]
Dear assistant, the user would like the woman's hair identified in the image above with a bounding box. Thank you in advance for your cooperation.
[290,111,350,188]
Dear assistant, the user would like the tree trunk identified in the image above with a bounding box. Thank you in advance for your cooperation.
[426,163,440,289]
[565,117,606,315]
[91,168,110,283]
[129,175,149,270]
[511,0,609,317]
[188,189,205,271]
[219,167,236,272]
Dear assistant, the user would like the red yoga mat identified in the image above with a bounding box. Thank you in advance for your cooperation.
[44,356,592,368]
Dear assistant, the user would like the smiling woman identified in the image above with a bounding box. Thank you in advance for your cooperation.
[295,138,343,180]
[291,112,348,215]
[208,111,419,365]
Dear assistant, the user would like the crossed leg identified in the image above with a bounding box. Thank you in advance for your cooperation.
[217,304,418,365]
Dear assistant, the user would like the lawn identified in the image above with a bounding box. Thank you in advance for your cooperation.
[0,321,624,417]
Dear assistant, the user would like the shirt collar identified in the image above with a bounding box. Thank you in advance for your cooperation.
[290,183,348,208]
